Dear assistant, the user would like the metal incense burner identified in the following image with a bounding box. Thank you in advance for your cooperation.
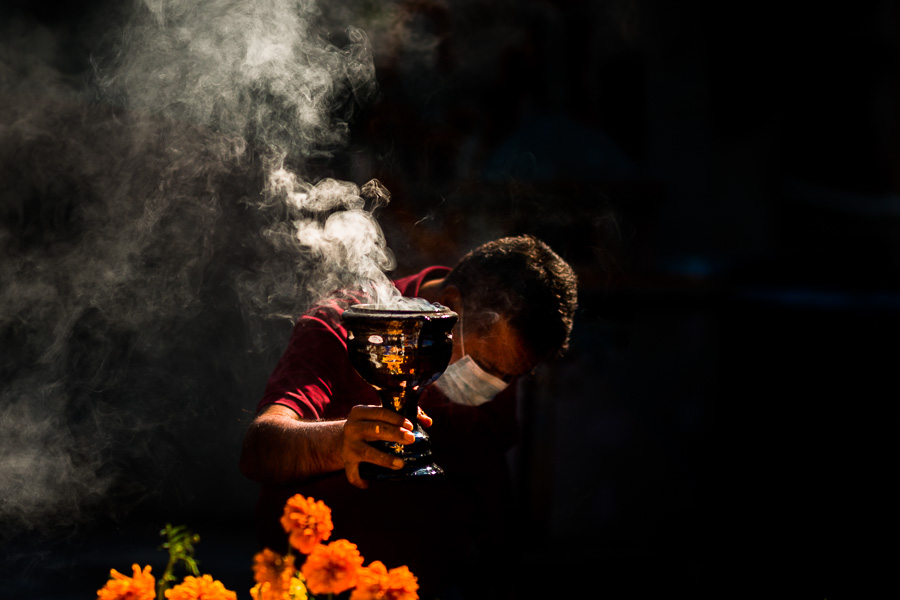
[342,302,457,480]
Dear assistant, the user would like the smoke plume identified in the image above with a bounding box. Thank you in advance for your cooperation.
[0,0,404,551]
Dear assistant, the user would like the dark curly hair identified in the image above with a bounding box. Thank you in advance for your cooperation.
[442,235,578,359]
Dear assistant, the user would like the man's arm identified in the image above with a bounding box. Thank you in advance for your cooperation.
[240,403,430,488]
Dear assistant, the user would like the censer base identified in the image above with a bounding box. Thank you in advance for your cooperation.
[359,461,444,481]
[359,433,444,480]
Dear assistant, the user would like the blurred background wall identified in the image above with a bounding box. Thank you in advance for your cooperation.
[2,1,897,597]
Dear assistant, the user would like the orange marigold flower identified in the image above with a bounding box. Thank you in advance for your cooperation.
[250,550,305,600]
[249,582,272,600]
[286,575,307,600]
[250,576,307,600]
[164,574,237,600]
[350,561,419,600]
[300,539,364,596]
[280,494,334,554]
[97,564,155,600]
[253,549,296,588]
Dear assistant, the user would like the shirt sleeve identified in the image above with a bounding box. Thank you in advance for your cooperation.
[257,315,355,419]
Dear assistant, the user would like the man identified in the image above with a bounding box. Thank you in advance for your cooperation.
[240,234,577,598]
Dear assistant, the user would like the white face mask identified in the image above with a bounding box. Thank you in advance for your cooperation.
[433,313,509,406]
[434,355,508,406]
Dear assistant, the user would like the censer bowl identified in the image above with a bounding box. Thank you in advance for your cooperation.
[342,303,457,480]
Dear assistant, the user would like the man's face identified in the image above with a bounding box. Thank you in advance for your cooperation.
[449,315,538,382]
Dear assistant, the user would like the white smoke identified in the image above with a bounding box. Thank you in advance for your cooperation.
[0,0,407,551]
[96,0,373,160]
[92,0,395,307]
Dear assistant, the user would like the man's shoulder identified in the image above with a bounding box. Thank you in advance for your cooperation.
[393,265,451,297]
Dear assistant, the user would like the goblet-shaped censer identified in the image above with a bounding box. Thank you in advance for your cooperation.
[342,303,457,480]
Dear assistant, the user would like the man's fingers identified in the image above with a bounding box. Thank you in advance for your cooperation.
[416,406,433,427]
[346,406,414,443]
[365,420,414,443]
[346,419,413,444]
[350,437,405,468]
[348,405,408,427]
[344,441,405,487]
[345,462,368,489]
[342,405,412,488]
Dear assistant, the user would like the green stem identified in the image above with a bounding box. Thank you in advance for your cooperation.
[156,524,200,600]
[157,552,177,600]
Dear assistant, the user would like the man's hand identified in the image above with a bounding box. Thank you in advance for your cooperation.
[341,405,432,488]
[240,404,434,487]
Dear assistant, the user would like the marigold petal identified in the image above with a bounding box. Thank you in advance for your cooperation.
[383,565,419,600]
[164,574,237,600]
[288,576,308,600]
[97,564,155,600]
[349,562,418,600]
[300,539,364,596]
[280,495,334,555]
[349,561,387,600]
[253,548,296,592]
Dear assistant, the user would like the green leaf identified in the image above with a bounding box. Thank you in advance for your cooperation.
[156,523,202,600]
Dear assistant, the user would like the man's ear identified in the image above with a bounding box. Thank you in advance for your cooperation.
[437,285,461,313]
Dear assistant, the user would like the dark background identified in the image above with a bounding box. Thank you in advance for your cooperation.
[2,1,897,597]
